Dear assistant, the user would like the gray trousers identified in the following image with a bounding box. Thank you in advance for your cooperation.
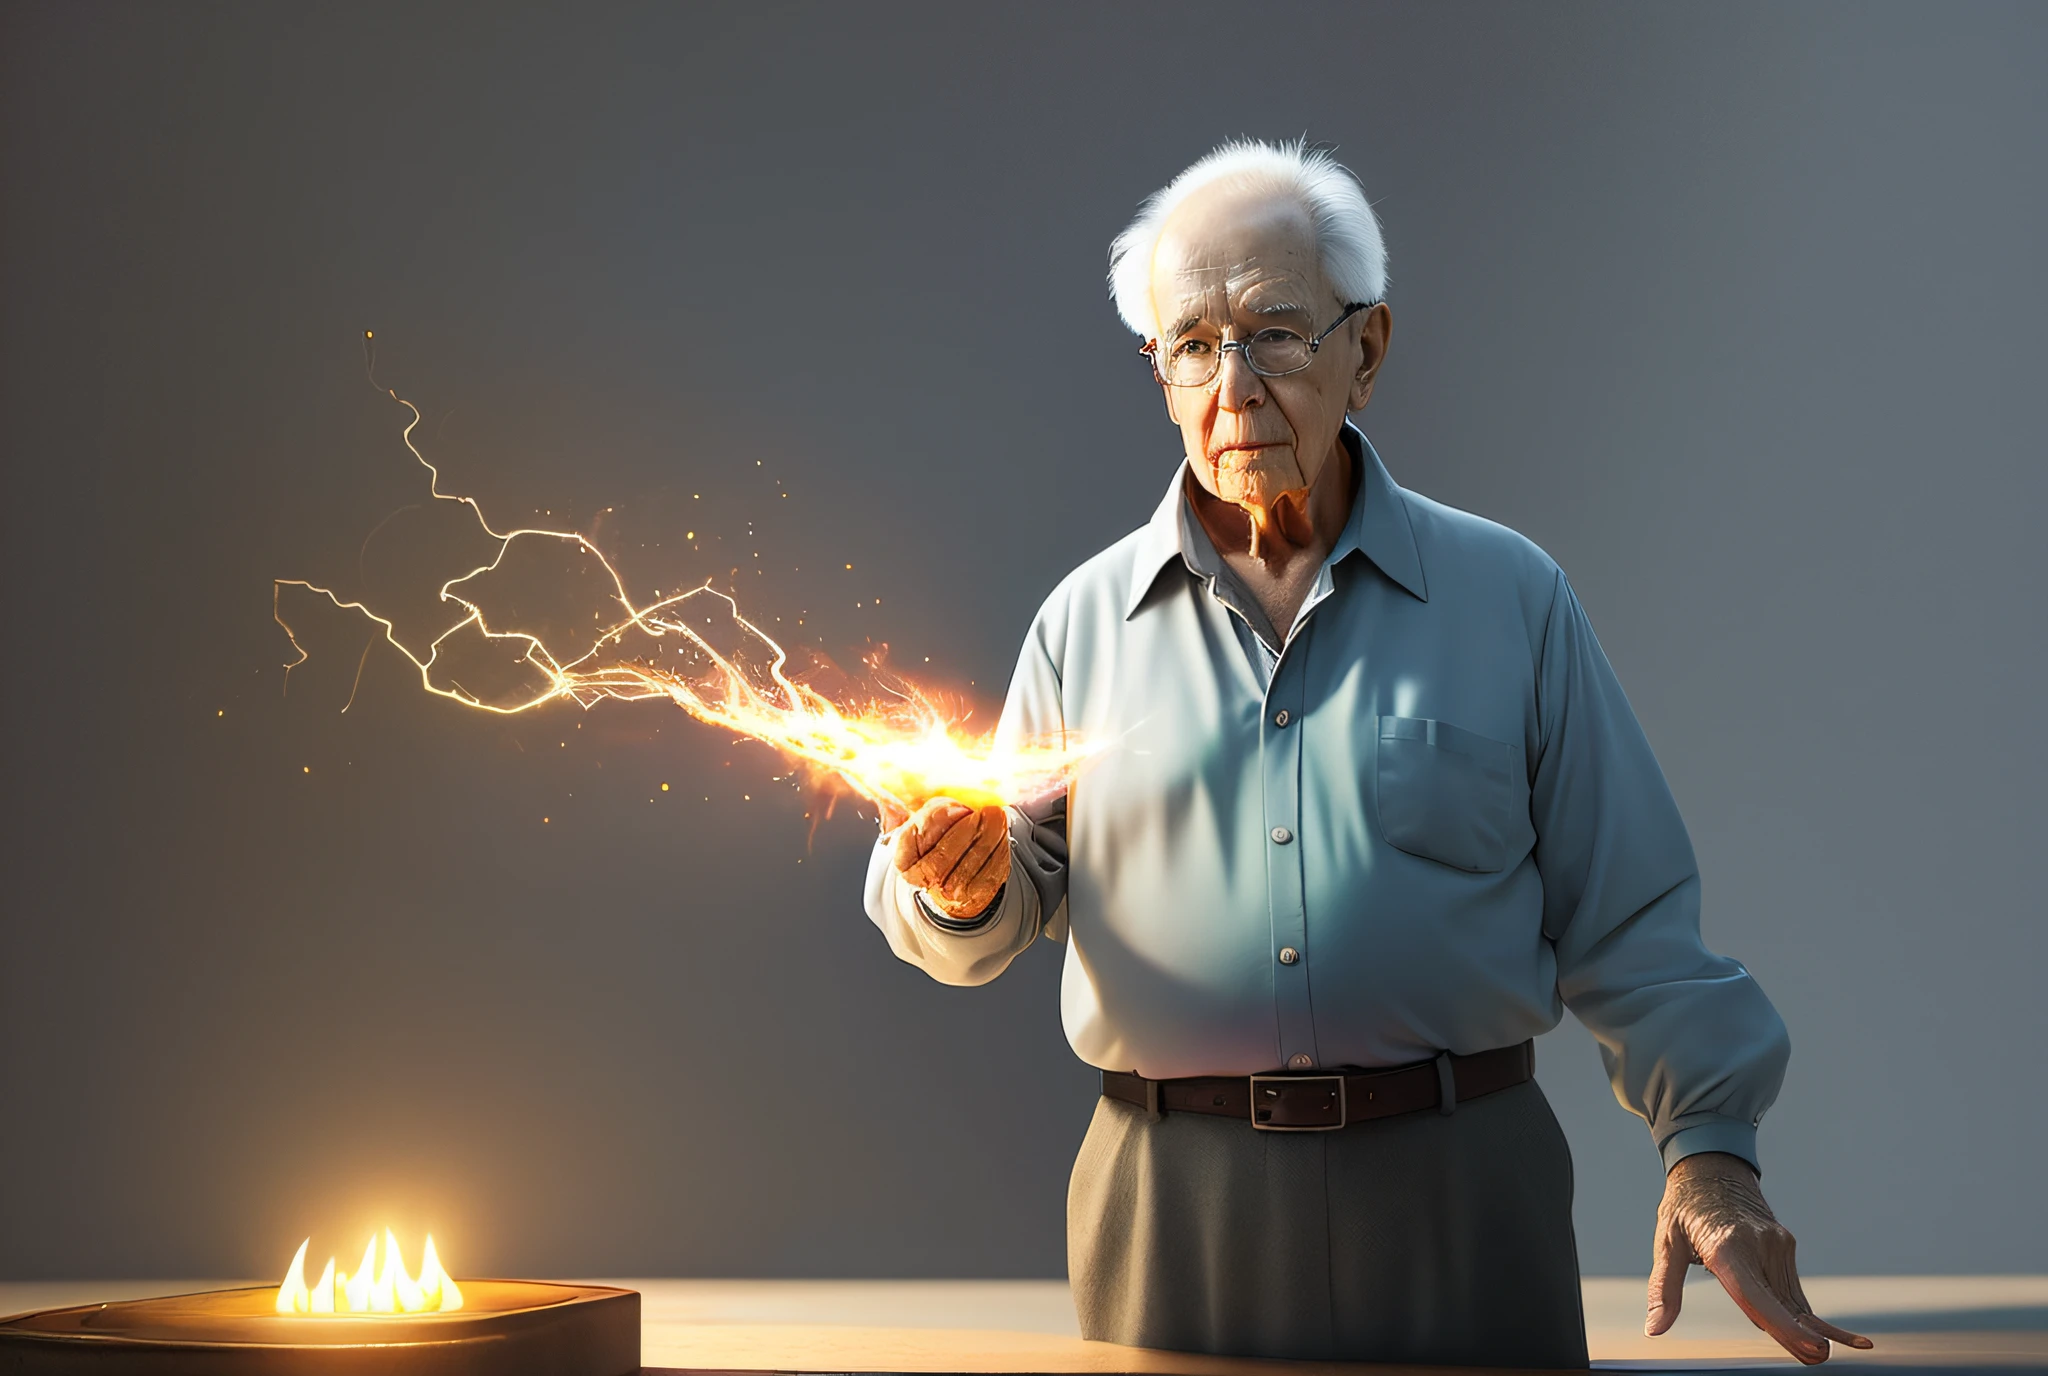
[1068,1077,1588,1369]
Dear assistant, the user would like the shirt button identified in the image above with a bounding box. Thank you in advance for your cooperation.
[1287,1053,1314,1070]
[1278,946,1299,965]
[1272,709,1291,728]
[1270,826,1293,845]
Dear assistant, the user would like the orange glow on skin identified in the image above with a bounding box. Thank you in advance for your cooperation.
[275,395,1091,818]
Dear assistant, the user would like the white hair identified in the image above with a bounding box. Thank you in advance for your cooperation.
[1108,137,1387,339]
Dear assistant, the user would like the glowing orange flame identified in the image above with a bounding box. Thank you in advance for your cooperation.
[274,394,1089,818]
[275,1231,462,1315]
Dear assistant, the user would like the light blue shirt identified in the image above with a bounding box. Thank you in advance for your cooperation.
[867,426,1788,1171]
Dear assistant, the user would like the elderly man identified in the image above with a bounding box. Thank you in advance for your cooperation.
[864,139,1870,1368]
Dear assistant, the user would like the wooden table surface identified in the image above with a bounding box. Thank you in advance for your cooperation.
[5,1275,2043,1373]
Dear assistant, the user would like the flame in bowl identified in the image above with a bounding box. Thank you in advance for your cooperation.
[275,1231,462,1315]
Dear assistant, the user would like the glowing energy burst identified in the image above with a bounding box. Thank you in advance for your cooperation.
[274,394,1090,819]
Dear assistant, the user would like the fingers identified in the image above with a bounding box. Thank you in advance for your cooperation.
[890,817,923,872]
[923,809,1011,919]
[938,806,1009,903]
[950,817,1014,914]
[1707,1253,1830,1365]
[901,808,980,891]
[913,799,970,854]
[892,798,1011,920]
[1644,1219,1689,1337]
[892,800,970,884]
[1653,1152,1865,1363]
[1802,1315,1874,1350]
[1775,1244,1873,1351]
[890,803,931,866]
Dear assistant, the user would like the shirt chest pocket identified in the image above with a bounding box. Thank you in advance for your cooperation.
[1374,716,1531,874]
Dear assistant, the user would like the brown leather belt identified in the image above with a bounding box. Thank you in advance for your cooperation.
[1102,1041,1534,1131]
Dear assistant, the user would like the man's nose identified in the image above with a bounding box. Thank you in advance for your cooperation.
[1216,344,1265,412]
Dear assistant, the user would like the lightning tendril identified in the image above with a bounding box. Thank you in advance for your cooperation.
[274,391,1089,819]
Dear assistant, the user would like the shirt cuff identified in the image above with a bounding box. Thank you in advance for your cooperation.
[1659,1118,1762,1175]
[912,883,1007,934]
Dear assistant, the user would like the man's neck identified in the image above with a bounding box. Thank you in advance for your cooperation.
[1187,437,1356,640]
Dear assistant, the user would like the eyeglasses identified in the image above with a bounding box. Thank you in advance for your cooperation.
[1141,301,1376,388]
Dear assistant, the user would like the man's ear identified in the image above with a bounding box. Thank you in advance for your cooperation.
[1347,302,1393,412]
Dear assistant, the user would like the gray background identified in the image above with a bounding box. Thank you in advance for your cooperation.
[3,2,2043,1282]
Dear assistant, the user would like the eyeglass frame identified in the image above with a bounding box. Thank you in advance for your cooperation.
[1140,299,1380,387]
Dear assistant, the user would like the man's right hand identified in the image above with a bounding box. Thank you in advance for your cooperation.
[891,797,1011,921]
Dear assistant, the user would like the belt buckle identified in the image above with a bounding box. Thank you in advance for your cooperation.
[1249,1073,1346,1131]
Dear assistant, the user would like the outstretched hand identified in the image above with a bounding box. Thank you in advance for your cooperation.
[1647,1151,1873,1364]
[890,797,1011,920]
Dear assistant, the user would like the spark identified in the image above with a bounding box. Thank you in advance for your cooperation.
[275,392,1090,817]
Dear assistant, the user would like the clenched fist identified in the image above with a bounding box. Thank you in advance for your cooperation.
[891,798,1011,921]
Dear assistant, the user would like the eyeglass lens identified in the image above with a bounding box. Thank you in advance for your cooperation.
[1159,330,1313,386]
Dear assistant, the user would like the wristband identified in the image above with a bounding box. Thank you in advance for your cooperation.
[913,883,1007,932]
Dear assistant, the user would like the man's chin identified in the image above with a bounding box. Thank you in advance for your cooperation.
[1205,447,1306,510]
[1192,455,1311,560]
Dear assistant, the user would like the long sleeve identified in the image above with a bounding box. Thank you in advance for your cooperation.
[1532,570,1790,1173]
[864,598,1071,985]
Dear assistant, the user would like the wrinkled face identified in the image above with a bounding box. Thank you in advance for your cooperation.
[1148,185,1372,543]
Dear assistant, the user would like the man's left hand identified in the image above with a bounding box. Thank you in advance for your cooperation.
[1647,1151,1873,1364]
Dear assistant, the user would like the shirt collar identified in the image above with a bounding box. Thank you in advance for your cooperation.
[1123,423,1428,620]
